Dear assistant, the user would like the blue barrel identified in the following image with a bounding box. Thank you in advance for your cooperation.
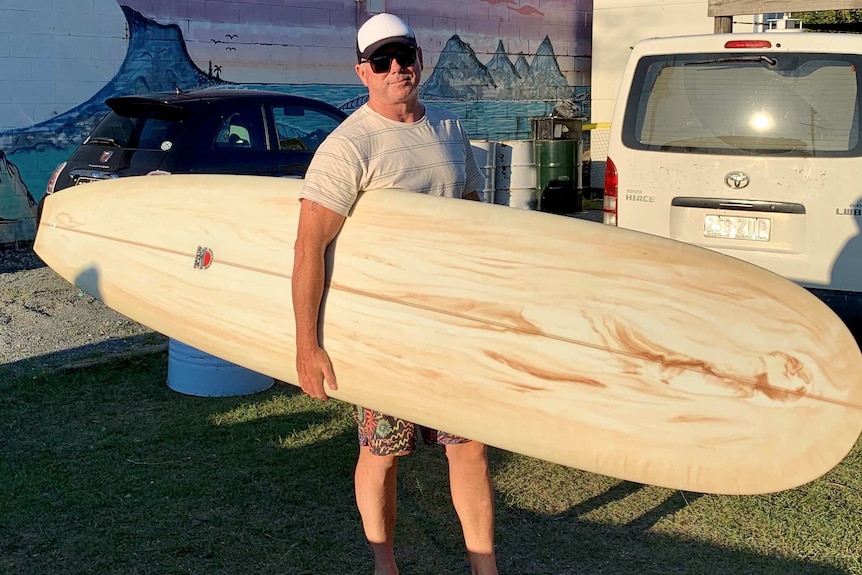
[167,339,274,397]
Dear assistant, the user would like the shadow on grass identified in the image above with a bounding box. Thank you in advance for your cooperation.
[397,448,851,575]
[487,476,846,575]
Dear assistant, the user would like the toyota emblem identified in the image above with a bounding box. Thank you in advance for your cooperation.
[725,171,750,189]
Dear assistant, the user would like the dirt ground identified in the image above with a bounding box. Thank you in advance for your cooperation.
[0,242,162,377]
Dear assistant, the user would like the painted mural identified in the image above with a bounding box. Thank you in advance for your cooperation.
[0,1,591,243]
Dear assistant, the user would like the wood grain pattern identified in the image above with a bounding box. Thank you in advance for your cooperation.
[34,174,862,495]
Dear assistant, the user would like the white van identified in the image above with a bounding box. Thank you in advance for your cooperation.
[603,33,862,328]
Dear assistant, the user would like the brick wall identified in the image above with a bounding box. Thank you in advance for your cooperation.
[0,0,127,129]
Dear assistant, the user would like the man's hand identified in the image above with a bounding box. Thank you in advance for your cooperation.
[296,344,337,400]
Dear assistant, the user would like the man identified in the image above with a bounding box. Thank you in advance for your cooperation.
[291,12,500,575]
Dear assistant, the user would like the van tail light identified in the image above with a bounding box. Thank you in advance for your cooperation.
[724,40,771,49]
[603,157,618,226]
[45,162,66,195]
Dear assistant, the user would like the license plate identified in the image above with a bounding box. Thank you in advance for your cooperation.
[703,215,771,241]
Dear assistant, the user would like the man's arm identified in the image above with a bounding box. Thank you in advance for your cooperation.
[292,199,346,400]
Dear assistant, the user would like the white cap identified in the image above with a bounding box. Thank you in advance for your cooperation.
[356,13,417,62]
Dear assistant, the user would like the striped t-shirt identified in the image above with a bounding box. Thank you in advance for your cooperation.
[299,103,484,216]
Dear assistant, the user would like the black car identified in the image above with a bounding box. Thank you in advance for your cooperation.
[45,88,347,195]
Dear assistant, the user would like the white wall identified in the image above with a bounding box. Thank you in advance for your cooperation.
[591,0,754,124]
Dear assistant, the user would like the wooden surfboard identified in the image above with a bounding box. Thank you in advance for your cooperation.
[34,174,862,495]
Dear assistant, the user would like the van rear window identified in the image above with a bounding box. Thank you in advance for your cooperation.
[622,52,862,157]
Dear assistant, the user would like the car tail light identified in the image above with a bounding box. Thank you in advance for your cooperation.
[603,157,618,226]
[45,162,66,195]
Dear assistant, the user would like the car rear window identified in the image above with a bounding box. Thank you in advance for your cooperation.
[87,107,185,151]
[622,52,862,157]
[272,105,343,152]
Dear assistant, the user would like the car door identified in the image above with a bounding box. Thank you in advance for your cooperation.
[187,102,277,176]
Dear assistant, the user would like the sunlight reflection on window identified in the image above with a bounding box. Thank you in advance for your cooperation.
[749,112,773,131]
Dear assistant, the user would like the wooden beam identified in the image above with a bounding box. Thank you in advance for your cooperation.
[715,16,733,32]
[709,0,862,17]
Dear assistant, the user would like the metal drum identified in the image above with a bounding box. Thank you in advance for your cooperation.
[470,140,498,204]
[167,339,274,397]
[535,139,582,214]
[496,140,537,210]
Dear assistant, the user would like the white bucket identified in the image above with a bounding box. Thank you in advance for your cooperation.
[470,140,498,204]
[496,140,537,210]
[167,339,274,397]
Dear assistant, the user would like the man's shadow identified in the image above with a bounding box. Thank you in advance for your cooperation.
[827,195,862,339]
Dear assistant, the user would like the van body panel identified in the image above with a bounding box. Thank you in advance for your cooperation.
[607,33,862,320]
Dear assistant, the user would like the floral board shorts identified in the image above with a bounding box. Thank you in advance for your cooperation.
[356,406,470,456]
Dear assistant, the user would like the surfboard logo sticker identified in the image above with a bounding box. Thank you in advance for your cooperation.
[194,246,214,270]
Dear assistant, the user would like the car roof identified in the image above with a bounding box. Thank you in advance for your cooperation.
[105,88,346,115]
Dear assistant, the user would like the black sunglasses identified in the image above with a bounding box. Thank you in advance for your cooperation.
[362,47,417,74]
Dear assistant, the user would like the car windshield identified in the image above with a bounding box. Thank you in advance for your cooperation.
[87,108,184,151]
[623,52,862,157]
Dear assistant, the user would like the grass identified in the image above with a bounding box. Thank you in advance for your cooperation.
[1,352,860,575]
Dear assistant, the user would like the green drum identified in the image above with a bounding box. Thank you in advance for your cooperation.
[535,139,582,214]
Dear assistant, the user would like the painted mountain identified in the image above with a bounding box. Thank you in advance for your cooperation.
[521,37,571,100]
[514,54,532,80]
[0,6,223,155]
[422,36,497,100]
[0,151,36,245]
[485,41,522,91]
[423,35,574,101]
